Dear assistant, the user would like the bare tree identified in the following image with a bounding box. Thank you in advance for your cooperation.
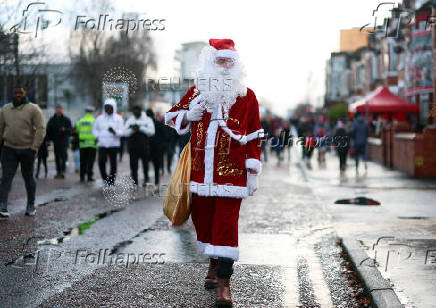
[0,0,51,104]
[68,1,156,110]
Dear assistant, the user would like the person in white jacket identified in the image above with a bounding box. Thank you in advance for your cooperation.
[92,98,124,185]
[124,105,155,186]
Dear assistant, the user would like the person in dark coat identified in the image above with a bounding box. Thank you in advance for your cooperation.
[334,120,350,175]
[46,104,72,178]
[124,105,155,186]
[146,109,165,185]
[36,136,49,179]
[349,112,369,173]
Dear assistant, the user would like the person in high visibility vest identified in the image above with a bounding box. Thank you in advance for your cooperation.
[76,106,97,182]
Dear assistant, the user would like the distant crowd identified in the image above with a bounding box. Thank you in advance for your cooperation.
[260,112,370,175]
[0,87,185,218]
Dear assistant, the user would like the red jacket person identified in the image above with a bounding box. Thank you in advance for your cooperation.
[165,38,263,307]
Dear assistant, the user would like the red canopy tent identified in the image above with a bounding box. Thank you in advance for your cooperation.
[349,86,419,120]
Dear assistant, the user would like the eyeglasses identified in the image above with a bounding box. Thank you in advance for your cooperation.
[215,57,235,66]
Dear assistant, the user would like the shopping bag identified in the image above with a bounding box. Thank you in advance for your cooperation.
[163,142,191,226]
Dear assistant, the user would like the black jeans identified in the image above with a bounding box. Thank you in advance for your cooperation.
[80,148,96,180]
[166,146,175,173]
[0,146,36,209]
[145,155,161,185]
[338,150,348,171]
[129,149,149,185]
[53,142,67,174]
[98,147,118,185]
[36,155,47,178]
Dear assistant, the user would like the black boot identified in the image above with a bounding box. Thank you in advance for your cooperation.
[216,257,234,307]
[205,258,218,289]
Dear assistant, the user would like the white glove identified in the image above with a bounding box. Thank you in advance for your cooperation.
[247,173,258,196]
[186,101,205,122]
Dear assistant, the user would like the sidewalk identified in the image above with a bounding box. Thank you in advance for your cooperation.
[301,149,436,307]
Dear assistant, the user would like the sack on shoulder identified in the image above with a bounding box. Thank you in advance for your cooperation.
[163,141,191,226]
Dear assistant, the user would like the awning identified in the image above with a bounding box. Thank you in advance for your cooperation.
[349,86,420,113]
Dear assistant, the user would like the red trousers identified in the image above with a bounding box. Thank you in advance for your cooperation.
[191,194,242,260]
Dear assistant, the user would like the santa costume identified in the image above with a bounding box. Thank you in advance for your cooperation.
[165,38,263,307]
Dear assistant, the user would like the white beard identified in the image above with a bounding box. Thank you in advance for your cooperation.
[194,46,247,119]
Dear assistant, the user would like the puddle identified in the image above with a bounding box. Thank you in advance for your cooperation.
[5,209,122,266]
[334,196,380,206]
[38,209,122,245]
[110,228,151,254]
[38,196,70,207]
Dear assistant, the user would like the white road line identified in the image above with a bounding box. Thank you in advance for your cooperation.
[283,265,299,307]
[306,248,333,307]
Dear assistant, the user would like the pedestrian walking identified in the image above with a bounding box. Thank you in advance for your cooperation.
[92,99,124,186]
[76,106,97,182]
[47,104,72,179]
[334,120,350,175]
[165,39,263,307]
[350,112,369,174]
[124,105,155,187]
[36,136,49,179]
[0,87,46,218]
[298,117,315,169]
[146,109,165,186]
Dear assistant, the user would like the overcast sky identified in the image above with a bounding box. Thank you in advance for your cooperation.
[2,0,399,115]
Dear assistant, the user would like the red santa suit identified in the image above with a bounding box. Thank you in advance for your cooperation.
[165,39,263,261]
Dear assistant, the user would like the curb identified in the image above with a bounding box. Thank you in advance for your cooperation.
[340,237,403,308]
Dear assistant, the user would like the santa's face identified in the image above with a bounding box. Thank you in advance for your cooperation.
[194,46,247,116]
[215,57,235,69]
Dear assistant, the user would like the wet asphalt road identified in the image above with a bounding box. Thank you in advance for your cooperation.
[0,151,368,307]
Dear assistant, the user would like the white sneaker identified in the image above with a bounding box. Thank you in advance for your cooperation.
[0,210,10,218]
[25,209,36,216]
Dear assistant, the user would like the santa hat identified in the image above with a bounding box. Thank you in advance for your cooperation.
[209,38,238,59]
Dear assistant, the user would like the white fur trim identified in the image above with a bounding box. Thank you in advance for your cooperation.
[215,49,238,59]
[165,110,191,135]
[245,159,262,174]
[204,104,220,184]
[217,104,247,145]
[190,181,248,199]
[165,111,179,126]
[204,244,239,261]
[219,122,247,145]
[174,110,191,135]
[247,129,264,142]
[197,240,207,253]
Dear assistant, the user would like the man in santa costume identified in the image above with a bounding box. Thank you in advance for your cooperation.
[165,38,263,307]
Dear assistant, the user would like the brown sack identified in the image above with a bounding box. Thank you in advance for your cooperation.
[163,142,191,226]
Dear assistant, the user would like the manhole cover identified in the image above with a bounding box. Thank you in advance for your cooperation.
[334,196,380,206]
